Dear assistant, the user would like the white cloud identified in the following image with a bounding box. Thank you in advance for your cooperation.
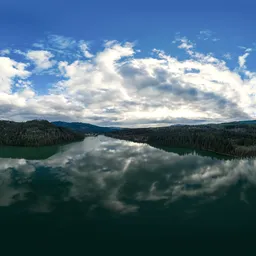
[238,48,252,69]
[1,35,256,126]
[26,50,55,71]
[32,43,44,48]
[223,53,232,60]
[13,49,26,56]
[48,34,76,49]
[79,41,93,58]
[0,49,10,56]
[0,57,30,93]
[198,29,213,40]
[198,29,220,42]
[51,39,253,125]
[238,46,252,52]
[175,37,194,55]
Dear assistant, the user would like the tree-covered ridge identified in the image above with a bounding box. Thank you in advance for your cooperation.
[0,120,85,147]
[106,122,256,158]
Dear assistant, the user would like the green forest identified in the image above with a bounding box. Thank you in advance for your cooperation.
[106,122,256,158]
[0,120,84,147]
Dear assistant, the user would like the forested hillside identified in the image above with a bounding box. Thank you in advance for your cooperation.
[106,122,256,158]
[0,120,85,146]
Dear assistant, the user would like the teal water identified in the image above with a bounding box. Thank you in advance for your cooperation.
[0,144,61,160]
[0,136,256,253]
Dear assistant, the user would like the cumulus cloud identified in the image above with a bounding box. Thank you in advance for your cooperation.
[26,50,55,71]
[0,57,30,93]
[1,34,256,126]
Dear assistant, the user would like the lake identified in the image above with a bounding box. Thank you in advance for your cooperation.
[1,135,256,253]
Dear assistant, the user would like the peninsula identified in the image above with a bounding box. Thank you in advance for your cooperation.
[106,121,256,158]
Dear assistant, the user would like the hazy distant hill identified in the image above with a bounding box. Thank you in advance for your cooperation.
[0,120,85,147]
[222,120,256,125]
[52,121,121,134]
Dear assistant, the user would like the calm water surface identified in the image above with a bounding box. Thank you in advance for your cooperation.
[1,136,256,253]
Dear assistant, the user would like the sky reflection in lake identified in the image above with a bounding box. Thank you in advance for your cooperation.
[1,135,256,215]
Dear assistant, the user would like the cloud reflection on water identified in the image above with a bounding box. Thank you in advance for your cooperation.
[0,136,256,214]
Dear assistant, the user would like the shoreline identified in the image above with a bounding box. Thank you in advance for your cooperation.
[105,134,251,159]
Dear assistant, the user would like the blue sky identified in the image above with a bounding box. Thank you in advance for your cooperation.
[0,0,256,126]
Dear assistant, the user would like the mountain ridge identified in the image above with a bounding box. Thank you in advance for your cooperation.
[52,121,121,134]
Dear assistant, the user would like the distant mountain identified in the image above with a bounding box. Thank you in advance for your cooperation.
[0,120,85,147]
[52,121,121,134]
[223,120,256,125]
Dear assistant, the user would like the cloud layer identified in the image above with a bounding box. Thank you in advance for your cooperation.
[0,34,256,126]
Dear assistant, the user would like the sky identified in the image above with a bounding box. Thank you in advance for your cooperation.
[1,0,256,127]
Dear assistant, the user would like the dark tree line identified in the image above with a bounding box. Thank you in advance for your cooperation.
[0,120,85,147]
[106,123,256,158]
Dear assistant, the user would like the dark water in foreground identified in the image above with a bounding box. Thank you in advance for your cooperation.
[1,136,256,253]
